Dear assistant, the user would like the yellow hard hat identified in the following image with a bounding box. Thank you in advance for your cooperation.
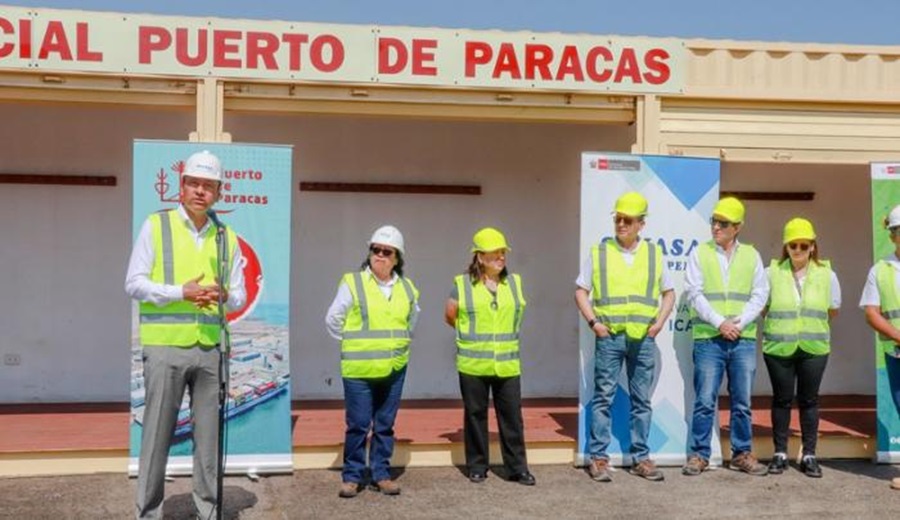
[614,191,648,217]
[783,217,816,244]
[713,196,745,223]
[471,227,510,253]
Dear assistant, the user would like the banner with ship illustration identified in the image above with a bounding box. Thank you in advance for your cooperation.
[129,140,293,475]
[577,153,721,466]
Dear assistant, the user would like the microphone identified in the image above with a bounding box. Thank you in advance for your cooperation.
[206,209,225,229]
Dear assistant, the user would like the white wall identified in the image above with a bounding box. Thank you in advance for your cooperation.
[0,102,194,402]
[225,113,636,399]
[722,162,874,396]
[0,103,879,402]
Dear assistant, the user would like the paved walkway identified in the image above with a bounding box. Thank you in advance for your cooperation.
[1,461,898,519]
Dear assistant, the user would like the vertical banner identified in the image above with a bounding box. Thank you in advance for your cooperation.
[870,163,900,463]
[129,140,294,475]
[578,153,720,466]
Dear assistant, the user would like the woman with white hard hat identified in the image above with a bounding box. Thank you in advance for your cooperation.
[444,227,535,486]
[762,218,840,478]
[325,225,420,498]
[860,205,900,490]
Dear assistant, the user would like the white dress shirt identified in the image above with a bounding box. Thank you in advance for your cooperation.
[859,253,900,308]
[125,205,246,310]
[575,237,675,292]
[325,267,421,340]
[685,240,769,331]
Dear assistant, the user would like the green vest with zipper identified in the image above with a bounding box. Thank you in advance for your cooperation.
[875,261,900,356]
[763,260,832,357]
[139,209,238,347]
[340,271,419,379]
[591,239,662,340]
[454,273,526,377]
[691,241,759,340]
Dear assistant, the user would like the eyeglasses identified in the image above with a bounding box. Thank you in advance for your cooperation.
[891,227,900,236]
[369,246,395,258]
[710,218,734,229]
[614,216,638,226]
[788,242,811,252]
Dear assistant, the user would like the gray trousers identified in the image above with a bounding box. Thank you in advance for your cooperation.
[135,345,221,520]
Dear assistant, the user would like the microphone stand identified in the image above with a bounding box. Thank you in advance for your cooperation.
[213,217,229,520]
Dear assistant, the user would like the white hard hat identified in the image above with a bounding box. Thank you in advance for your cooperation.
[369,225,405,254]
[183,150,222,182]
[888,205,900,228]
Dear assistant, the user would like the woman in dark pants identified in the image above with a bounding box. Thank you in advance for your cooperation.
[763,218,840,478]
[444,227,535,486]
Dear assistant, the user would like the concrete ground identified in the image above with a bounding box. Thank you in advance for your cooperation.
[0,462,898,519]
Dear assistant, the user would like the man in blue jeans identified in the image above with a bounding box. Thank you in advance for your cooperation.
[683,196,769,476]
[860,204,900,490]
[575,192,675,482]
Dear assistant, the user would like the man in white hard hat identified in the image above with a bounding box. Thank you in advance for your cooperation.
[325,225,420,498]
[126,150,246,518]
[860,204,900,491]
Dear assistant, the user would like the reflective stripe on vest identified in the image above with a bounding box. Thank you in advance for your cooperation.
[138,209,235,347]
[691,241,759,340]
[591,240,660,339]
[763,259,832,357]
[455,273,525,377]
[875,261,900,356]
[340,271,418,378]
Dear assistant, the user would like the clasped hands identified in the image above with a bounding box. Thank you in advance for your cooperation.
[182,274,227,310]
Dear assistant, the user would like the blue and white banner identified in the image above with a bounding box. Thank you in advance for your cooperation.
[129,140,294,475]
[577,153,720,466]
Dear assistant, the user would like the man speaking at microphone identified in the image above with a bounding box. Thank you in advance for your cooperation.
[126,150,245,519]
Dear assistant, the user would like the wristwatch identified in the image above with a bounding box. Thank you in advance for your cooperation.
[587,318,598,328]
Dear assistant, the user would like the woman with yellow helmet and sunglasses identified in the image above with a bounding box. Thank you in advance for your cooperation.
[763,218,840,478]
[444,227,535,486]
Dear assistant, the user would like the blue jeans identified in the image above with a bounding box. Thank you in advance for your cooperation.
[887,353,900,413]
[689,337,756,460]
[589,333,656,462]
[342,366,407,483]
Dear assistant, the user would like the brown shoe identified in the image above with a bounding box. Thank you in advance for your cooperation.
[681,455,709,476]
[338,481,360,498]
[630,459,664,481]
[587,458,612,482]
[374,479,401,495]
[729,452,768,476]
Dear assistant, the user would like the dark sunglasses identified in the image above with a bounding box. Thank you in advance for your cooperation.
[891,227,900,236]
[788,243,811,252]
[369,246,395,258]
[709,218,734,229]
[614,216,638,226]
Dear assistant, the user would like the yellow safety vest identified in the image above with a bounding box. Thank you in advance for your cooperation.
[340,271,419,379]
[454,274,526,377]
[591,240,661,340]
[139,209,237,347]
[763,260,832,357]
[691,241,759,340]
[875,261,900,356]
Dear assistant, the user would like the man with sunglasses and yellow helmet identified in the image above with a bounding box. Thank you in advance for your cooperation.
[860,204,900,491]
[575,192,675,482]
[683,196,770,477]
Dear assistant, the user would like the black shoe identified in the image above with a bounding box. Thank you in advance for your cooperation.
[768,453,788,475]
[509,471,536,486]
[468,471,487,483]
[801,456,822,478]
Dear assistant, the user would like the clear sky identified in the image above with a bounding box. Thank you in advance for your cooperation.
[6,0,900,46]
